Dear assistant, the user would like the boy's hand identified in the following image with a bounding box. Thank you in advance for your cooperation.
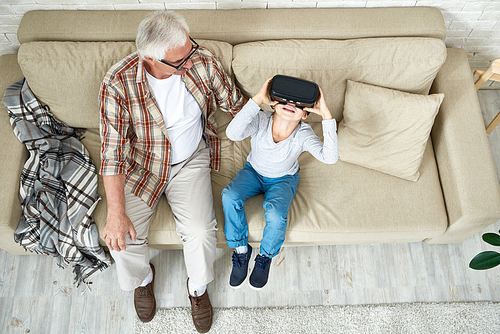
[304,88,333,120]
[252,78,278,107]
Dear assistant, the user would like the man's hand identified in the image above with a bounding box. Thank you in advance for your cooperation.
[102,213,137,252]
[101,174,135,252]
[252,78,278,107]
[304,88,333,120]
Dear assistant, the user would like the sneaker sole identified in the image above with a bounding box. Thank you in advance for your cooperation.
[248,281,266,291]
[229,280,246,289]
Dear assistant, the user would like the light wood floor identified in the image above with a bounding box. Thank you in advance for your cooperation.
[2,90,500,334]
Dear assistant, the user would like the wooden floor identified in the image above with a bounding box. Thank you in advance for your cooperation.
[2,90,500,333]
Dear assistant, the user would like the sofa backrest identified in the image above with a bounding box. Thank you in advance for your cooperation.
[15,8,447,128]
[17,40,233,128]
[17,8,446,45]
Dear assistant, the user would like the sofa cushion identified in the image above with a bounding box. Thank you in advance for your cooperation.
[227,125,448,245]
[17,40,234,129]
[232,37,447,122]
[338,80,444,181]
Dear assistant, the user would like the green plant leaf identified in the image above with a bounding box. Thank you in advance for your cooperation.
[483,233,500,246]
[469,251,500,270]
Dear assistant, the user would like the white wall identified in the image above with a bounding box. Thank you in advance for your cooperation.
[1,0,499,88]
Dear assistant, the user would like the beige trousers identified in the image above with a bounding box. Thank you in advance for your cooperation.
[110,139,217,291]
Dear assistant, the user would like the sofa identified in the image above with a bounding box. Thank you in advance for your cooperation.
[1,7,500,256]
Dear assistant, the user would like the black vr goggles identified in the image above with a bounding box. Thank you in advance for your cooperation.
[269,75,319,109]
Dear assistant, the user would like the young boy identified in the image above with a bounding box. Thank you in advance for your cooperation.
[222,77,339,290]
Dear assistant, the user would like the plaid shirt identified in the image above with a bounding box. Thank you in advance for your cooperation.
[99,48,246,207]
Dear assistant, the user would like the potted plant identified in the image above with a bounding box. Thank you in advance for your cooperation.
[469,230,500,270]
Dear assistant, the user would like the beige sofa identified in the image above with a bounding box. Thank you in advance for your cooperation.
[1,8,500,256]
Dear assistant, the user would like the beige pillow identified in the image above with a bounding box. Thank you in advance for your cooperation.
[338,80,444,181]
[17,39,233,129]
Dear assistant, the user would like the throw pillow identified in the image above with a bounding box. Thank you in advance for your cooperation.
[338,80,444,181]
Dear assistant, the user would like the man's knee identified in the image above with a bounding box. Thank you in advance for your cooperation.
[178,217,217,243]
[111,245,151,291]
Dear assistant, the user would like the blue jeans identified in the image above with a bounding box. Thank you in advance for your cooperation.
[222,162,299,258]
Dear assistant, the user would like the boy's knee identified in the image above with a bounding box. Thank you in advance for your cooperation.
[264,202,288,226]
[222,187,243,207]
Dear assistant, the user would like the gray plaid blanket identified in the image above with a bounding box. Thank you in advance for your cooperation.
[3,79,111,288]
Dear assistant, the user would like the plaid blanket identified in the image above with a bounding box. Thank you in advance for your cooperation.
[3,79,111,287]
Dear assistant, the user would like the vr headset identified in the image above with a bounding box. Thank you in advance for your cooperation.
[269,75,319,109]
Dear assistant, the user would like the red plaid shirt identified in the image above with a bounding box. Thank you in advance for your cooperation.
[99,48,246,207]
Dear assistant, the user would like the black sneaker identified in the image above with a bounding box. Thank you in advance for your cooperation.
[249,254,272,290]
[229,245,253,289]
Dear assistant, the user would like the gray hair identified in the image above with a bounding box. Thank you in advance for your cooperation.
[136,11,190,61]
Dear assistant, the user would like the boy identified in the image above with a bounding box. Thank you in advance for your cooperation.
[222,77,338,290]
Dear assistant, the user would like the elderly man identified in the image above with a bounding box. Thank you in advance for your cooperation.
[99,10,245,333]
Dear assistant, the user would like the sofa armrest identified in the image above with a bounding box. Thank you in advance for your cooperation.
[426,48,500,244]
[0,54,29,255]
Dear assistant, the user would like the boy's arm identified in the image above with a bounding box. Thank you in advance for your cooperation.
[226,78,275,141]
[302,120,339,164]
[225,98,261,141]
[303,89,339,164]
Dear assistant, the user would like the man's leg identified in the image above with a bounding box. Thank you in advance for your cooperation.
[110,189,154,291]
[164,139,215,333]
[109,189,156,323]
[165,140,216,286]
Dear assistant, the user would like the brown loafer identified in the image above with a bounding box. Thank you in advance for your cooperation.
[187,279,213,333]
[134,263,156,323]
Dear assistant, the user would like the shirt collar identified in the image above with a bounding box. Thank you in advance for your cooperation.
[136,55,148,84]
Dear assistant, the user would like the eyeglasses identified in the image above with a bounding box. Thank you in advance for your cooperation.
[158,37,199,70]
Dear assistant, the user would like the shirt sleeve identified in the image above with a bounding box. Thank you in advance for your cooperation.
[99,79,130,176]
[209,55,247,116]
[225,98,261,141]
[302,119,339,164]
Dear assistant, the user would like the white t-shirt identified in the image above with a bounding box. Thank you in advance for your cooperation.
[146,72,203,164]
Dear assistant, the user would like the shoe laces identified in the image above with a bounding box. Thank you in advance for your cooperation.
[255,255,271,271]
[231,252,246,268]
[192,294,208,312]
[137,286,153,299]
